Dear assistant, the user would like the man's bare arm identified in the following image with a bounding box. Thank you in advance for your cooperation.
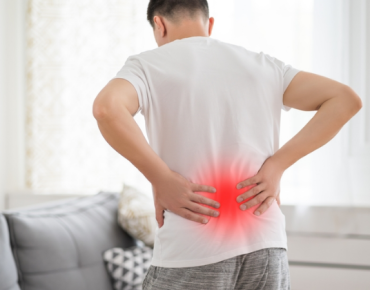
[236,71,363,215]
[93,79,220,227]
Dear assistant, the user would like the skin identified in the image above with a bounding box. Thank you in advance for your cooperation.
[93,12,363,228]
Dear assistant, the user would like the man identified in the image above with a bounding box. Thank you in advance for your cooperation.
[93,0,362,289]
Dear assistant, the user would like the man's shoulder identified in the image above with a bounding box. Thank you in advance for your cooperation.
[124,38,282,73]
[125,48,158,62]
[207,39,278,68]
[127,37,259,58]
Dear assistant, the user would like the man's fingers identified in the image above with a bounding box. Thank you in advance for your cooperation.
[190,183,216,193]
[236,184,265,203]
[239,192,268,210]
[186,201,220,218]
[178,208,210,224]
[236,174,261,189]
[189,192,220,209]
[253,196,275,216]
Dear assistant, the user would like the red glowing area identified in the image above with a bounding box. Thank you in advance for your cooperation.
[193,163,260,244]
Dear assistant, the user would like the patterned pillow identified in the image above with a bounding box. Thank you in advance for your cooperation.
[118,183,158,248]
[103,246,153,290]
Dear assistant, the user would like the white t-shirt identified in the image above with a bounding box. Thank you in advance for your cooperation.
[113,36,300,268]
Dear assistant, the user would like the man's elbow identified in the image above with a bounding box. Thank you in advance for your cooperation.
[93,95,110,121]
[342,85,363,114]
[93,103,105,121]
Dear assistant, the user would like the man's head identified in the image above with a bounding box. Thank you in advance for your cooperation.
[147,0,214,47]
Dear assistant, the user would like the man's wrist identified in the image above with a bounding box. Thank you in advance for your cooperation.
[142,161,173,186]
[268,151,292,173]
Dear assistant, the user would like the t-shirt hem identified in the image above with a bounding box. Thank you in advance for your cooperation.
[150,241,287,268]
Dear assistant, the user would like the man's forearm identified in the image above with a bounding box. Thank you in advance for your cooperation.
[94,103,171,185]
[272,89,362,171]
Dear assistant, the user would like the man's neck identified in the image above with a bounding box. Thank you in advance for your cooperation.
[167,20,208,42]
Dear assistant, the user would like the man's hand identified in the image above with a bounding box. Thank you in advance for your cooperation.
[235,157,284,216]
[152,170,220,228]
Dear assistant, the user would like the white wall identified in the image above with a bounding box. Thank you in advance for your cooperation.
[0,0,26,210]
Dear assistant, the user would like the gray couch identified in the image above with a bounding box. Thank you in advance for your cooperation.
[0,192,139,290]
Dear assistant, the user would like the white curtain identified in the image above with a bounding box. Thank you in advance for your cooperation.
[26,0,370,205]
[308,0,370,206]
[281,0,370,206]
[26,0,155,195]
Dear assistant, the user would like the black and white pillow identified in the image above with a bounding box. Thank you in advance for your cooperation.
[103,246,153,290]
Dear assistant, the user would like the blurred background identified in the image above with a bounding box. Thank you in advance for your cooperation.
[0,0,369,289]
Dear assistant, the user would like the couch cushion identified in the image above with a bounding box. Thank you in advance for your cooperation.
[4,192,137,290]
[0,214,21,290]
[118,184,157,248]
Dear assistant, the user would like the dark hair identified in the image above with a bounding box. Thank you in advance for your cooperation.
[147,0,209,28]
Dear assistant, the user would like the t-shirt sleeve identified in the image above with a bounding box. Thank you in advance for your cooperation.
[281,63,300,111]
[263,53,300,112]
[112,56,149,116]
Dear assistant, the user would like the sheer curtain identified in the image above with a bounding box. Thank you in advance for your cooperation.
[306,0,370,206]
[26,0,155,195]
[25,0,370,205]
[280,0,370,206]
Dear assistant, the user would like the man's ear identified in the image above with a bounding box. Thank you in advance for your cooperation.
[153,16,167,37]
[208,17,215,36]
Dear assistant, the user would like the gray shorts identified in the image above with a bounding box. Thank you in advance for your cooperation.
[142,248,290,290]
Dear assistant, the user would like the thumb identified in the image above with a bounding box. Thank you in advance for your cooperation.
[276,190,281,207]
[155,203,165,228]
